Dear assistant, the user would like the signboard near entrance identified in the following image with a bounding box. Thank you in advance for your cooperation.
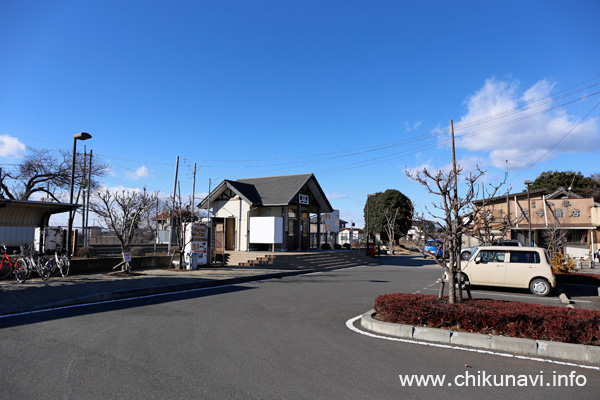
[250,217,283,244]
[299,194,309,205]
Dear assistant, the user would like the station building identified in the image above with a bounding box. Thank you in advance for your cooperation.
[198,173,334,252]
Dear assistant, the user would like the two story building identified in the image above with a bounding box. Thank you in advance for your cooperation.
[469,187,600,258]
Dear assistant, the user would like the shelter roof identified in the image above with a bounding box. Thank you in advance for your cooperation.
[0,199,78,227]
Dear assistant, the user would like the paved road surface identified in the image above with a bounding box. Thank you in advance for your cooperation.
[1,256,598,399]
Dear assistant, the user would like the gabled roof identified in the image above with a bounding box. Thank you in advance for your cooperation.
[237,174,313,206]
[545,187,584,200]
[197,180,262,209]
[225,180,262,205]
[198,173,333,212]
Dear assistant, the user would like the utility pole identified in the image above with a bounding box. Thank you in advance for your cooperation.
[168,156,179,254]
[85,150,93,246]
[450,119,462,301]
[81,148,87,249]
[191,163,197,224]
[154,192,159,253]
[208,178,212,267]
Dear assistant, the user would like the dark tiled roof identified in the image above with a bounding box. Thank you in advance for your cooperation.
[225,180,262,206]
[237,174,313,206]
[199,173,333,212]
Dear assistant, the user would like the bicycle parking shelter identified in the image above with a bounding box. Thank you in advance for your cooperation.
[0,199,78,251]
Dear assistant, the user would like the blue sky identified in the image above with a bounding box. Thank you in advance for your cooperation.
[1,0,599,227]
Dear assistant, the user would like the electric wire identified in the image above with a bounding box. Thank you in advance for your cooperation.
[509,100,600,184]
[2,75,600,196]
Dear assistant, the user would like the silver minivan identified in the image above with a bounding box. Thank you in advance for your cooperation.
[458,246,555,296]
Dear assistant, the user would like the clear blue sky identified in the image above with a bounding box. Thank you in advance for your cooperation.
[1,0,599,227]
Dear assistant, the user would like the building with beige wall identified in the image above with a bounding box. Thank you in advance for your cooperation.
[469,187,599,258]
[198,174,333,253]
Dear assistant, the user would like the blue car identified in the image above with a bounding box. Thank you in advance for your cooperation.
[423,239,444,258]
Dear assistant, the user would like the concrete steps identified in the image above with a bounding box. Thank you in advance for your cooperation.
[227,250,375,270]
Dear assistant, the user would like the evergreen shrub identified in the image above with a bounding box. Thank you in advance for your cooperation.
[76,246,97,258]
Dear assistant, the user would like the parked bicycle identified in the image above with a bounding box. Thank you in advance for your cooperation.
[22,243,51,281]
[50,245,70,277]
[0,244,28,283]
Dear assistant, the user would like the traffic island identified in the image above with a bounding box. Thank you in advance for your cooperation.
[360,310,600,365]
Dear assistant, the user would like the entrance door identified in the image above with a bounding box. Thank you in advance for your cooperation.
[302,220,309,251]
[225,218,236,250]
[288,220,297,251]
[214,221,224,252]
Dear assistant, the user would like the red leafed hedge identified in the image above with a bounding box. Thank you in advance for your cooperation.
[374,293,600,346]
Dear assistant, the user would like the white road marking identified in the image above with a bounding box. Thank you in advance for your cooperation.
[345,315,600,372]
[0,281,247,319]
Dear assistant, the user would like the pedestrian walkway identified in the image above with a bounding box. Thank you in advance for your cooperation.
[0,266,332,317]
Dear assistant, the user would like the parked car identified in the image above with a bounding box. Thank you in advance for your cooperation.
[460,240,523,261]
[423,239,444,258]
[452,246,555,296]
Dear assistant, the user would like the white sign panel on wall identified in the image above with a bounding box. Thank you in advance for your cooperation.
[250,217,283,244]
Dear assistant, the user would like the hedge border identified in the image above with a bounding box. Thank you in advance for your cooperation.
[374,293,600,346]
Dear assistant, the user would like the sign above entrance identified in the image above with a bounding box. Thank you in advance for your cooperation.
[299,194,309,205]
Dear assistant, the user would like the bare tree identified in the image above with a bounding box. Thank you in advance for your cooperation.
[468,205,522,246]
[162,193,198,268]
[406,165,505,303]
[543,218,568,259]
[0,148,108,202]
[89,188,158,272]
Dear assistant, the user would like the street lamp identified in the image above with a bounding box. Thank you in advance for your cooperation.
[525,180,532,247]
[67,132,92,257]
[366,193,376,256]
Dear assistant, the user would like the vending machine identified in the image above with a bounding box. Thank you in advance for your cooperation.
[183,223,209,269]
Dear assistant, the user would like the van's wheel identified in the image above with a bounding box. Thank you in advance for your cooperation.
[530,278,550,296]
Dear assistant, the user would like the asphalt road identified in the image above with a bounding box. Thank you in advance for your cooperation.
[1,255,598,399]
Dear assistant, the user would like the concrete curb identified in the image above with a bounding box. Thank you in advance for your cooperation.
[360,309,600,365]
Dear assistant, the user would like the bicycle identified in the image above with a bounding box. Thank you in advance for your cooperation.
[50,245,70,277]
[0,244,28,283]
[22,243,51,281]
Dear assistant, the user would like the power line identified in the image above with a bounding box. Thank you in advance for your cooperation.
[92,83,600,171]
[509,100,600,184]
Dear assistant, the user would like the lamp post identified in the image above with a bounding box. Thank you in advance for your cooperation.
[67,132,92,257]
[366,193,376,256]
[525,180,532,246]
